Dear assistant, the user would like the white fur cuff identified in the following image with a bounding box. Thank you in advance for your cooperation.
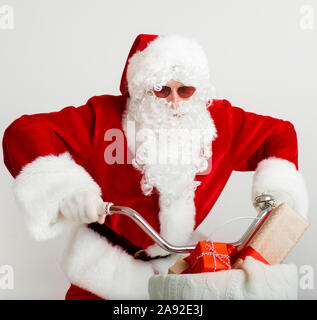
[61,226,155,299]
[252,157,309,217]
[13,152,102,241]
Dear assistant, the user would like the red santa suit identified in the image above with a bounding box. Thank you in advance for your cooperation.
[2,34,308,300]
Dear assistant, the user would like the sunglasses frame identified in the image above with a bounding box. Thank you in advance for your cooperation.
[153,85,196,99]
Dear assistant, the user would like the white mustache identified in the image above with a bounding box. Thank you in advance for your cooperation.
[125,96,214,193]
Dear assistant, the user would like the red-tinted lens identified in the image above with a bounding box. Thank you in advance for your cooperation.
[177,86,196,98]
[153,86,171,98]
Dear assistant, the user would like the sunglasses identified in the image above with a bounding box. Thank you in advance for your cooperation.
[153,85,196,99]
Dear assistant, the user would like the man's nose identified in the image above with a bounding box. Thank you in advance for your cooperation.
[170,89,181,109]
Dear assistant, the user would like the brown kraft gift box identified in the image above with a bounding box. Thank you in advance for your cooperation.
[233,202,309,268]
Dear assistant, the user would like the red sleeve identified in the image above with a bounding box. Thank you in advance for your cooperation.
[223,100,299,171]
[2,101,98,178]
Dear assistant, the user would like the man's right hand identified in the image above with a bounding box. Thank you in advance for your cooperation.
[60,190,106,224]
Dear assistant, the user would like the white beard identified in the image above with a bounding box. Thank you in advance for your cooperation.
[122,93,217,256]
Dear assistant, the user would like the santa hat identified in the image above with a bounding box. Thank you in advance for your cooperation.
[120,34,213,100]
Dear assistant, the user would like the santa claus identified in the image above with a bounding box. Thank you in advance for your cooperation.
[2,34,308,300]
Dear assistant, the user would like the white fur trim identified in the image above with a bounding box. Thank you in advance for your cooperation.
[13,152,102,241]
[252,157,309,218]
[145,190,196,257]
[127,34,214,100]
[61,226,155,299]
[150,254,181,275]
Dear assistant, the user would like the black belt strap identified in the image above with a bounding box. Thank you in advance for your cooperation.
[89,223,171,261]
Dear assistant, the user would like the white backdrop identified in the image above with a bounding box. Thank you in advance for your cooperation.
[0,0,316,299]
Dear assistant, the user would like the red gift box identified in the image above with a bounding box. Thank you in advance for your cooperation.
[183,241,232,273]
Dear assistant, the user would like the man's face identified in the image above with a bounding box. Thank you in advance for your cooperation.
[124,76,215,197]
[153,80,196,110]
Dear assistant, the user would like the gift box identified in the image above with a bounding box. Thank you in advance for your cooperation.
[183,241,232,273]
[168,256,190,274]
[168,203,309,274]
[233,203,309,268]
